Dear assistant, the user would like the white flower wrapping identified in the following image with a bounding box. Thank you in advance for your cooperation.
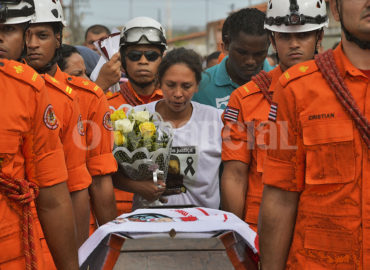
[110,104,173,182]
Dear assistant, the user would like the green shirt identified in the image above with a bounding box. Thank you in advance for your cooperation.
[193,56,274,109]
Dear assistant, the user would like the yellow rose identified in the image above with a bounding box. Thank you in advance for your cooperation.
[114,131,125,146]
[139,122,156,137]
[110,110,126,122]
[117,110,126,119]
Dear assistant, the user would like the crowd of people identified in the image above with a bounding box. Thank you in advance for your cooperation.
[0,0,368,269]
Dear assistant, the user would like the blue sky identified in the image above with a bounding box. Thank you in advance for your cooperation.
[64,0,265,30]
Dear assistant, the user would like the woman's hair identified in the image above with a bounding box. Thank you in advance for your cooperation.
[158,47,203,85]
[57,44,80,71]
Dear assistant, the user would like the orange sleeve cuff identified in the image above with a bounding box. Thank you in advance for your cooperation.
[262,155,300,192]
[221,140,251,164]
[32,148,68,187]
[67,164,92,192]
[87,153,118,176]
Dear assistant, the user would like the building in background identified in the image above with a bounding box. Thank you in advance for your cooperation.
[167,31,207,56]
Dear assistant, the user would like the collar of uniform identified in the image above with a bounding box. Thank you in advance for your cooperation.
[269,65,283,92]
[126,80,163,103]
[54,65,66,82]
[214,55,239,88]
[334,42,367,79]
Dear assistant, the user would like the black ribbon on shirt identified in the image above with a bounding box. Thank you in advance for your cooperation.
[184,157,195,176]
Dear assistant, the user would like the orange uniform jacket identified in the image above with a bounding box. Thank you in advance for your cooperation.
[54,68,117,236]
[108,81,163,215]
[0,59,67,269]
[35,71,93,269]
[222,67,282,230]
[263,45,370,269]
[54,67,117,177]
[43,72,91,191]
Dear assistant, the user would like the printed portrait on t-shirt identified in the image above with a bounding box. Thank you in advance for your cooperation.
[165,146,198,195]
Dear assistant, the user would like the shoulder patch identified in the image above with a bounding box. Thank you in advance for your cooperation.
[44,74,76,100]
[279,60,318,87]
[43,104,59,130]
[65,75,103,97]
[0,60,44,91]
[237,80,261,99]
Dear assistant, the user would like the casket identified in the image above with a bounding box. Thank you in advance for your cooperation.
[80,231,258,270]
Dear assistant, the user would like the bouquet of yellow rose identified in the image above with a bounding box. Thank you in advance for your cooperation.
[110,105,173,181]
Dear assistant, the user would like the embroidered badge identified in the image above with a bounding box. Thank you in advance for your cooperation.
[268,102,278,122]
[103,111,113,131]
[77,114,85,136]
[14,65,24,74]
[284,72,290,80]
[299,65,309,73]
[243,85,250,94]
[50,77,59,84]
[65,86,73,94]
[224,106,239,122]
[43,104,59,130]
[31,72,38,82]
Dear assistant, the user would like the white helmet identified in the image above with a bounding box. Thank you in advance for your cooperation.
[264,0,328,33]
[120,16,167,49]
[0,0,35,24]
[31,0,66,26]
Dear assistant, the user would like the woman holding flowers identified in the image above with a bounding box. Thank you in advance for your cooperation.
[114,47,223,209]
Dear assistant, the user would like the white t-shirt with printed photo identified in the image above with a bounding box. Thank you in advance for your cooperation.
[132,100,223,209]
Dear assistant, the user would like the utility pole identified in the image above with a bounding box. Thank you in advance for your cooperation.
[70,0,75,34]
[230,3,235,12]
[63,0,87,44]
[166,0,172,39]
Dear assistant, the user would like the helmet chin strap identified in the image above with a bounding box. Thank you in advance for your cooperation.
[336,0,370,50]
[35,52,59,74]
[125,71,156,89]
[35,32,63,74]
[341,21,370,50]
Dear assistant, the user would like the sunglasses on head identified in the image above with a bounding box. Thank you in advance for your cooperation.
[125,50,161,62]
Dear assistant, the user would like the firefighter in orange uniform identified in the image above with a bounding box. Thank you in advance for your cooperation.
[259,0,370,269]
[0,1,78,269]
[64,71,118,232]
[221,0,327,231]
[109,16,166,215]
[27,0,117,246]
[25,0,92,256]
[52,34,118,234]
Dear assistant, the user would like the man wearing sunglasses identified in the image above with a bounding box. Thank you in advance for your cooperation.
[108,16,166,216]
